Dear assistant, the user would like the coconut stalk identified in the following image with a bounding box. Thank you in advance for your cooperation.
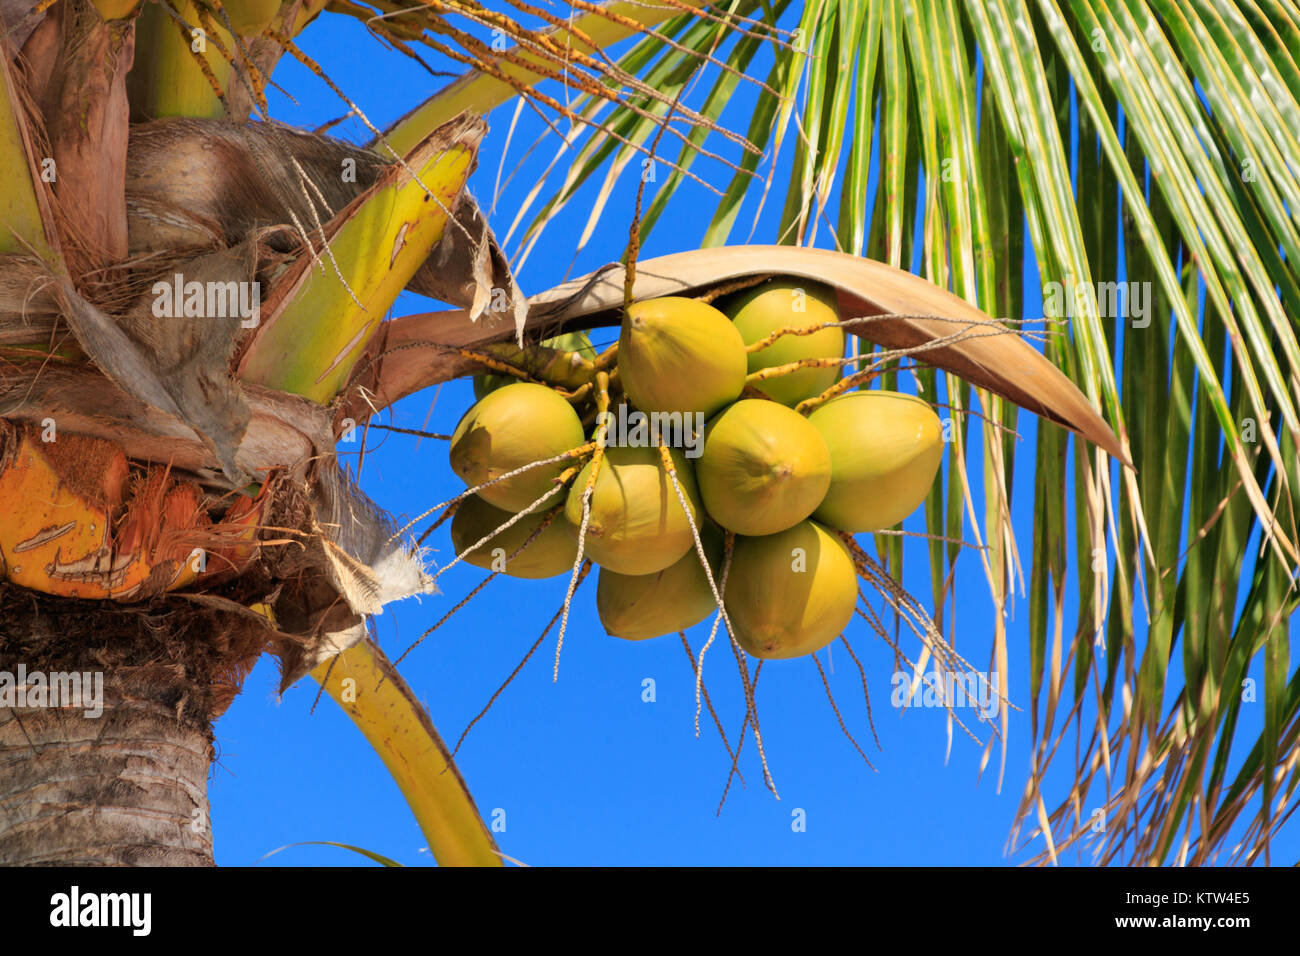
[218,113,506,862]
[126,0,232,120]
[311,639,501,867]
[238,113,485,401]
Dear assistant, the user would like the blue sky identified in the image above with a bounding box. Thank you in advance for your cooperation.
[209,8,1297,866]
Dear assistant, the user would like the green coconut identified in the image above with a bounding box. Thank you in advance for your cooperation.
[449,382,585,512]
[807,390,943,532]
[697,399,831,536]
[618,297,747,417]
[449,495,577,580]
[564,444,702,575]
[473,331,598,400]
[596,524,724,640]
[724,520,857,660]
[721,279,846,406]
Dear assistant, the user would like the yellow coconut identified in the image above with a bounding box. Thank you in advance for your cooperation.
[91,0,143,19]
[618,297,747,417]
[449,382,585,512]
[807,390,943,532]
[724,520,857,660]
[564,444,701,575]
[449,495,577,579]
[473,331,597,400]
[721,279,845,406]
[596,524,723,640]
[697,399,831,536]
[219,0,283,35]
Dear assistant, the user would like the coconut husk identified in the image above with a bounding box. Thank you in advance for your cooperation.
[451,495,576,579]
[596,525,722,640]
[1,0,45,51]
[406,194,528,333]
[124,118,390,255]
[725,520,857,660]
[0,255,59,344]
[123,117,525,323]
[258,465,433,690]
[51,240,258,486]
[0,365,321,486]
[0,104,473,708]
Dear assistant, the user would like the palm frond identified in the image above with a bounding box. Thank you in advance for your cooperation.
[502,0,1300,864]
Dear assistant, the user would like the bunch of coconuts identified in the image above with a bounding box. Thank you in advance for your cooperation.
[445,279,943,661]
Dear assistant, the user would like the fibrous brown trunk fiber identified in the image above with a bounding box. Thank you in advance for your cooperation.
[0,590,245,866]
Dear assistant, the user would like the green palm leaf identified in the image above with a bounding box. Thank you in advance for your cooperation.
[504,0,1300,864]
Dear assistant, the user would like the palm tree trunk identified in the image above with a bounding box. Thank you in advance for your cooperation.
[0,698,213,866]
[0,594,217,866]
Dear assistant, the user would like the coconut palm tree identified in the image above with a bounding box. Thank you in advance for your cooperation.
[0,0,672,867]
[0,0,1295,868]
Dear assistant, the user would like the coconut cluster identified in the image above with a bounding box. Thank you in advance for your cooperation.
[446,280,944,661]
